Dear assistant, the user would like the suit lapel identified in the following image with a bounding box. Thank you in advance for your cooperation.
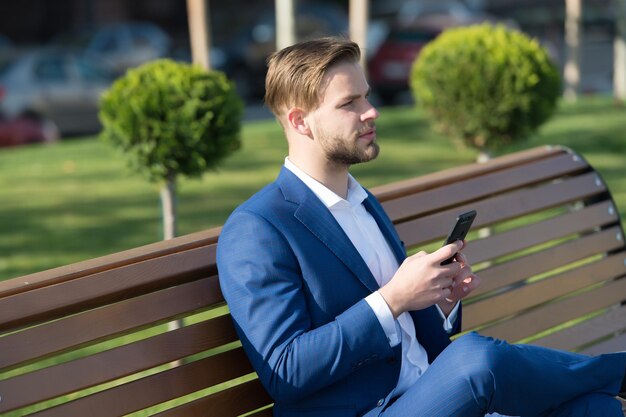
[362,196,406,265]
[277,168,380,293]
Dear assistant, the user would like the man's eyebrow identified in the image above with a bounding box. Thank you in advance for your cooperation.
[337,88,372,104]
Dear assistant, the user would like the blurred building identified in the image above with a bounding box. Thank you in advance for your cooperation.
[0,0,616,46]
[0,0,281,48]
[0,0,617,102]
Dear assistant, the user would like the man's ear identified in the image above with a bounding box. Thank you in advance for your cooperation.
[286,107,311,136]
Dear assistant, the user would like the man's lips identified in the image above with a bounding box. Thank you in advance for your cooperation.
[359,128,376,140]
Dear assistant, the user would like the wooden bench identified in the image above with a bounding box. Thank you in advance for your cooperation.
[1,145,624,416]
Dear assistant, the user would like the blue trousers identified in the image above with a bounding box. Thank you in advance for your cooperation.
[366,332,625,417]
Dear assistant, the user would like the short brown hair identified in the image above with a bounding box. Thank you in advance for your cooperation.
[264,37,361,117]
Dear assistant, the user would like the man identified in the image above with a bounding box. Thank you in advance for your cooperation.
[217,37,626,417]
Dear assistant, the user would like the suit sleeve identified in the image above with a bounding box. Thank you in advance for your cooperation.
[217,209,395,403]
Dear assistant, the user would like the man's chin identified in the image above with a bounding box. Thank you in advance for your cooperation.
[324,141,380,166]
[351,142,380,165]
[365,142,380,160]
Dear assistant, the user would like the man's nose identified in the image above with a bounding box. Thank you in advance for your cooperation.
[362,102,379,121]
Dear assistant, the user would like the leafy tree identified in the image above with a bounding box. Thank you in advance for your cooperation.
[100,59,243,239]
[411,23,561,160]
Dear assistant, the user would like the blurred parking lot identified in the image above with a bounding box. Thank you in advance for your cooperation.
[0,0,618,142]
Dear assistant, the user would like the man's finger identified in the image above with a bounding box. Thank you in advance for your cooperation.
[441,262,463,278]
[439,276,454,289]
[406,250,428,261]
[433,241,463,263]
[466,273,481,291]
[458,274,481,296]
[441,287,452,299]
[455,252,469,266]
[455,263,473,279]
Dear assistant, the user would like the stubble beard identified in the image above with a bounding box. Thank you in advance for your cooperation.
[317,126,380,166]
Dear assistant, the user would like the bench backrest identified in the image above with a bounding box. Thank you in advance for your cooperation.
[0,145,624,416]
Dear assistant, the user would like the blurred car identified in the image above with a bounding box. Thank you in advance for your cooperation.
[83,22,171,76]
[368,24,442,104]
[396,0,484,27]
[55,21,172,77]
[0,113,59,147]
[0,47,113,135]
[218,2,348,101]
[368,1,516,104]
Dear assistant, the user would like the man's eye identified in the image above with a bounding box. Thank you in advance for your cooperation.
[341,100,353,107]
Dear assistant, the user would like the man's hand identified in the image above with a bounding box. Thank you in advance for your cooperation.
[379,241,472,318]
[437,251,481,316]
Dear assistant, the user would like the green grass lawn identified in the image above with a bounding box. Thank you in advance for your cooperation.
[1,96,625,282]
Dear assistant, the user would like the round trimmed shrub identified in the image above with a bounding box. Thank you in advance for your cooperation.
[99,59,243,239]
[410,23,561,152]
[99,59,243,182]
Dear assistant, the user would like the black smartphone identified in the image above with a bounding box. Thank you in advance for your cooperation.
[440,210,477,265]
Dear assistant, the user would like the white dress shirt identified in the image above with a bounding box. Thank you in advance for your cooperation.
[284,158,459,397]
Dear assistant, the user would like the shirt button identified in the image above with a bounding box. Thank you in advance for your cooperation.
[377,398,385,407]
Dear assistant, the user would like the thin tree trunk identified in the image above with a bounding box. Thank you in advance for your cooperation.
[275,0,296,50]
[564,0,582,102]
[350,0,369,73]
[615,0,626,103]
[476,150,492,164]
[186,0,212,70]
[161,172,182,365]
[160,173,177,240]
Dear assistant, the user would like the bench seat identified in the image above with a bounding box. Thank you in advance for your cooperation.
[0,145,624,416]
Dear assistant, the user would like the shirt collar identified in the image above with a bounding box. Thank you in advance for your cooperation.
[284,157,368,209]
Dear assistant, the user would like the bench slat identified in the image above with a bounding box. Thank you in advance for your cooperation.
[28,348,254,417]
[465,254,626,328]
[480,278,626,343]
[0,244,216,332]
[471,226,624,297]
[465,201,619,265]
[246,408,276,417]
[383,152,587,221]
[0,228,220,298]
[0,317,240,413]
[397,172,607,247]
[372,145,566,202]
[153,379,272,417]
[580,332,626,355]
[531,305,626,351]
[0,276,222,371]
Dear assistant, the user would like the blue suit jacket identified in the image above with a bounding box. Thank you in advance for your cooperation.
[217,168,462,417]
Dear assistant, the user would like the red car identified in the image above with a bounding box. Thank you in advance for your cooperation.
[0,115,59,147]
[0,56,60,147]
[368,5,513,105]
[368,23,442,105]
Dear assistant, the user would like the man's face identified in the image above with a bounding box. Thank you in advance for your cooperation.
[307,61,380,166]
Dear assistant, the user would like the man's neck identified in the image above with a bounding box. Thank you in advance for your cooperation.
[287,155,350,199]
